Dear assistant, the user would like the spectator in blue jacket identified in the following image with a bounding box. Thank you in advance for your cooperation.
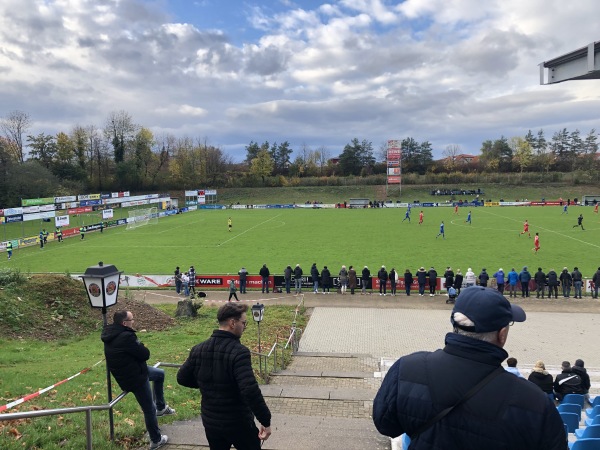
[373,287,565,449]
[519,266,531,298]
[507,268,519,298]
[493,268,505,294]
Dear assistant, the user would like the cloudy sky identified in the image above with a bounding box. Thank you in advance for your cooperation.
[1,0,599,162]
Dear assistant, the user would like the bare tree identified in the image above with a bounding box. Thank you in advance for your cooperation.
[1,110,32,163]
[104,110,136,163]
[316,146,330,174]
[443,144,462,171]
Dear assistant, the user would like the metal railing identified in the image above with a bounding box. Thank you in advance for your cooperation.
[0,298,306,449]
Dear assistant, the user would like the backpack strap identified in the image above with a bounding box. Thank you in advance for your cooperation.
[410,367,505,442]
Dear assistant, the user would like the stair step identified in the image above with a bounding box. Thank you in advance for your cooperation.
[261,385,375,401]
[273,370,374,378]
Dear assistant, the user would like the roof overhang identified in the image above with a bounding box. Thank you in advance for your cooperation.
[540,41,600,84]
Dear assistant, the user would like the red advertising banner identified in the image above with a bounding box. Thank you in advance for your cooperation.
[373,278,443,291]
[387,176,401,184]
[194,275,270,289]
[67,206,93,215]
[387,148,401,160]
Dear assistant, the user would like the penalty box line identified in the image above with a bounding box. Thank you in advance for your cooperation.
[217,214,282,247]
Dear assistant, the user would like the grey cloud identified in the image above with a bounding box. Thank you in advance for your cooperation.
[244,44,290,75]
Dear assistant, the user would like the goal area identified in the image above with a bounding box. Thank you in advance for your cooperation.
[126,207,158,230]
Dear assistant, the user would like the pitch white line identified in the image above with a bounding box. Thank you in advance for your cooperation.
[217,214,282,246]
[478,209,600,249]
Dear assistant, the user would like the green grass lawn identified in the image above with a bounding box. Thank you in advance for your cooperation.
[2,204,600,277]
[0,303,304,450]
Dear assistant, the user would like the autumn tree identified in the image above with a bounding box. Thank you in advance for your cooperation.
[27,132,56,169]
[104,110,136,163]
[1,110,31,163]
[250,149,274,183]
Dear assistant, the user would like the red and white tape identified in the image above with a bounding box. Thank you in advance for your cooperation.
[0,360,103,412]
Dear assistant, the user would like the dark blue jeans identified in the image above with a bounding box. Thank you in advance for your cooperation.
[204,422,261,450]
[131,366,166,443]
[262,277,269,293]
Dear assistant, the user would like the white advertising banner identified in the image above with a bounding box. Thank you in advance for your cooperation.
[55,215,70,227]
[102,209,114,220]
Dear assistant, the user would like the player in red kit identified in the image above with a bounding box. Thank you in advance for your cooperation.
[532,232,540,253]
[520,220,530,238]
[419,211,424,225]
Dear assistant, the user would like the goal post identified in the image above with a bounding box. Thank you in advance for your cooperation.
[126,207,158,230]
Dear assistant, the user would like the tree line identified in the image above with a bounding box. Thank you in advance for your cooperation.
[0,109,598,208]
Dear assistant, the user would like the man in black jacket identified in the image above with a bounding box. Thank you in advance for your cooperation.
[177,303,272,450]
[534,267,547,298]
[259,264,270,293]
[373,287,566,449]
[361,266,371,295]
[554,361,585,401]
[427,266,437,296]
[101,310,174,450]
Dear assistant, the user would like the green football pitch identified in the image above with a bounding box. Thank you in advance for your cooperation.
[1,206,599,277]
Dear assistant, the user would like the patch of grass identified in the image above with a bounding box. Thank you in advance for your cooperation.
[0,304,305,450]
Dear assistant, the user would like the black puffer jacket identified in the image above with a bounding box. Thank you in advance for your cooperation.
[101,324,149,392]
[373,333,566,449]
[177,330,271,430]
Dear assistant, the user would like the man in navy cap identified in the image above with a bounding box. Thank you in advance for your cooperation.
[373,287,566,449]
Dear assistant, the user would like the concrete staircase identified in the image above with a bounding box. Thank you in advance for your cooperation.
[159,352,390,449]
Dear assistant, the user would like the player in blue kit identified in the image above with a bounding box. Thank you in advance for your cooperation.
[436,221,445,239]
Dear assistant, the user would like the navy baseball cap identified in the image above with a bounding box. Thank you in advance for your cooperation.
[451,287,526,333]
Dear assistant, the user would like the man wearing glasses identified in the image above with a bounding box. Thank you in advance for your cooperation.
[373,287,567,449]
[177,303,272,450]
[102,311,175,450]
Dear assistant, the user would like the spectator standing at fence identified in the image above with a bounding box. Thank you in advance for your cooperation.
[560,267,572,298]
[102,310,175,450]
[493,268,505,294]
[444,267,454,293]
[373,287,566,449]
[378,266,388,296]
[592,267,600,299]
[348,265,357,295]
[321,266,331,294]
[454,269,463,295]
[573,214,584,230]
[519,267,531,297]
[361,266,371,295]
[464,268,476,288]
[534,268,546,298]
[174,266,181,294]
[478,268,489,287]
[294,264,303,294]
[389,268,398,296]
[260,264,270,294]
[189,266,197,297]
[238,267,247,294]
[404,269,413,296]
[182,272,190,297]
[417,267,427,296]
[507,268,519,298]
[571,267,583,298]
[339,265,349,294]
[310,263,319,294]
[283,265,292,294]
[177,303,272,450]
[428,267,438,296]
[547,268,559,299]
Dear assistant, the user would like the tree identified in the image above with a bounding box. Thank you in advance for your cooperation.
[71,125,88,170]
[250,149,274,183]
[510,137,533,174]
[104,110,136,163]
[27,132,56,169]
[400,137,433,174]
[338,138,375,176]
[480,137,512,172]
[245,141,269,165]
[316,146,330,175]
[550,128,570,170]
[1,110,31,163]
[442,144,461,172]
[270,141,293,174]
[53,132,86,183]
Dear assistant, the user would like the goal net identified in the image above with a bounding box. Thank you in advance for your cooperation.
[126,207,158,230]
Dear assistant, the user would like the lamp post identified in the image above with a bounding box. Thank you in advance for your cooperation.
[251,303,265,375]
[80,262,122,441]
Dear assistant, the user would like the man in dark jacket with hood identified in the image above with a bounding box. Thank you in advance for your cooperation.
[478,268,489,287]
[310,263,319,293]
[373,287,566,449]
[102,310,174,450]
[519,266,531,297]
[547,269,559,299]
[427,267,437,296]
[177,303,272,449]
[417,267,427,296]
[259,264,270,293]
[572,359,591,403]
[554,361,585,401]
[283,265,292,294]
[361,266,371,295]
